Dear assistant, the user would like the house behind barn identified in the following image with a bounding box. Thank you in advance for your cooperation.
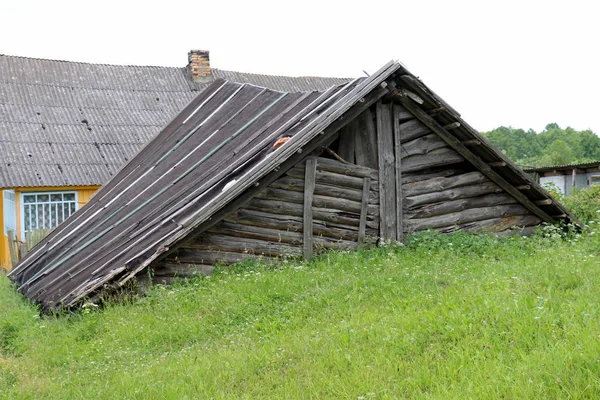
[524,161,600,196]
[8,60,576,311]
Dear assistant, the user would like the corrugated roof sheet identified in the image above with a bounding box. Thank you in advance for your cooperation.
[0,54,349,188]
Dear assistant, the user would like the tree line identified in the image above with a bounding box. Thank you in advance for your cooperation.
[481,123,600,167]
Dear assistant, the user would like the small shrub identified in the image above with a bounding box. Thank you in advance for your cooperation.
[563,185,600,223]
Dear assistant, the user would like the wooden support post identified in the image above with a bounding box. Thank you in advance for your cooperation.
[303,158,317,260]
[376,101,397,241]
[7,230,19,267]
[393,105,404,242]
[358,177,371,245]
[396,96,555,224]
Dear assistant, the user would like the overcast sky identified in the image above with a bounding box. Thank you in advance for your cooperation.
[2,0,599,135]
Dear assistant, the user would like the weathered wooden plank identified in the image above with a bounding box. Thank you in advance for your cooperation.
[376,101,397,240]
[400,133,448,158]
[358,177,371,245]
[210,221,304,244]
[394,104,414,121]
[256,187,379,216]
[299,157,379,180]
[405,193,517,219]
[337,125,356,164]
[226,208,379,237]
[269,176,379,204]
[435,214,542,234]
[287,166,379,191]
[153,262,215,278]
[7,230,18,267]
[169,248,274,264]
[407,204,530,232]
[190,234,302,257]
[401,147,465,173]
[405,181,504,209]
[397,96,555,224]
[393,105,404,242]
[355,109,379,169]
[403,171,489,197]
[304,158,317,260]
[397,118,431,143]
[247,198,380,230]
[401,168,465,184]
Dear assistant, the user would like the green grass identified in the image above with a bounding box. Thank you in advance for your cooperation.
[2,227,600,399]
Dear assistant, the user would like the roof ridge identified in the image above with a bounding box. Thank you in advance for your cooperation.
[212,67,350,81]
[0,53,184,69]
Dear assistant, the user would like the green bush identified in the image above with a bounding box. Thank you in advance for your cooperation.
[563,185,600,223]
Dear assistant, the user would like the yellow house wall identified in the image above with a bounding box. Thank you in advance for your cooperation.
[0,185,100,271]
[0,193,7,269]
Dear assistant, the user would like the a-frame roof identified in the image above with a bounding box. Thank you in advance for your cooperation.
[9,61,577,310]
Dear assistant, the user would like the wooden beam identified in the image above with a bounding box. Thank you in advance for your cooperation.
[376,101,397,241]
[488,161,507,167]
[516,185,531,190]
[534,199,553,206]
[396,97,555,224]
[358,177,371,245]
[462,139,481,146]
[303,158,317,260]
[393,105,404,242]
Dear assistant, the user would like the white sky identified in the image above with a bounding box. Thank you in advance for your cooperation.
[2,0,599,134]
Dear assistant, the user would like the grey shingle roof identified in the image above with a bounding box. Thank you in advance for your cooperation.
[0,54,349,188]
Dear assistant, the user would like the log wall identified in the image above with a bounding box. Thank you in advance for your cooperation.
[395,105,542,236]
[153,156,379,281]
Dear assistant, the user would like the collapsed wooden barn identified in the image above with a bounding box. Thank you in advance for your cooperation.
[8,61,576,310]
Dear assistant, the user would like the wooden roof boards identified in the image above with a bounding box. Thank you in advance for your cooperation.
[8,59,578,311]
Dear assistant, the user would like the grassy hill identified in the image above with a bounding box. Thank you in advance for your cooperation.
[2,228,600,399]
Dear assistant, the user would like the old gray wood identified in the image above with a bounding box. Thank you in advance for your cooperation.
[403,171,489,197]
[304,158,317,260]
[358,177,371,245]
[397,96,555,224]
[405,181,504,209]
[376,101,397,241]
[401,147,464,173]
[337,125,356,163]
[406,204,530,232]
[393,105,404,242]
[355,109,379,169]
[405,192,517,219]
[400,133,448,158]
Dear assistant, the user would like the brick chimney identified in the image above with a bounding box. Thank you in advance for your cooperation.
[188,50,211,83]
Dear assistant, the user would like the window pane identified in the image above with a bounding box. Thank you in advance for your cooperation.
[51,193,62,202]
[64,193,75,201]
[38,194,49,202]
[63,203,70,219]
[69,202,76,214]
[23,195,36,204]
[24,205,31,232]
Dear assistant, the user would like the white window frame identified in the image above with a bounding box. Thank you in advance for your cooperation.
[3,190,17,237]
[20,191,78,241]
[590,175,600,186]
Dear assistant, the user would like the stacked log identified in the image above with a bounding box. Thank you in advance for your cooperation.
[157,157,379,278]
[397,112,541,235]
